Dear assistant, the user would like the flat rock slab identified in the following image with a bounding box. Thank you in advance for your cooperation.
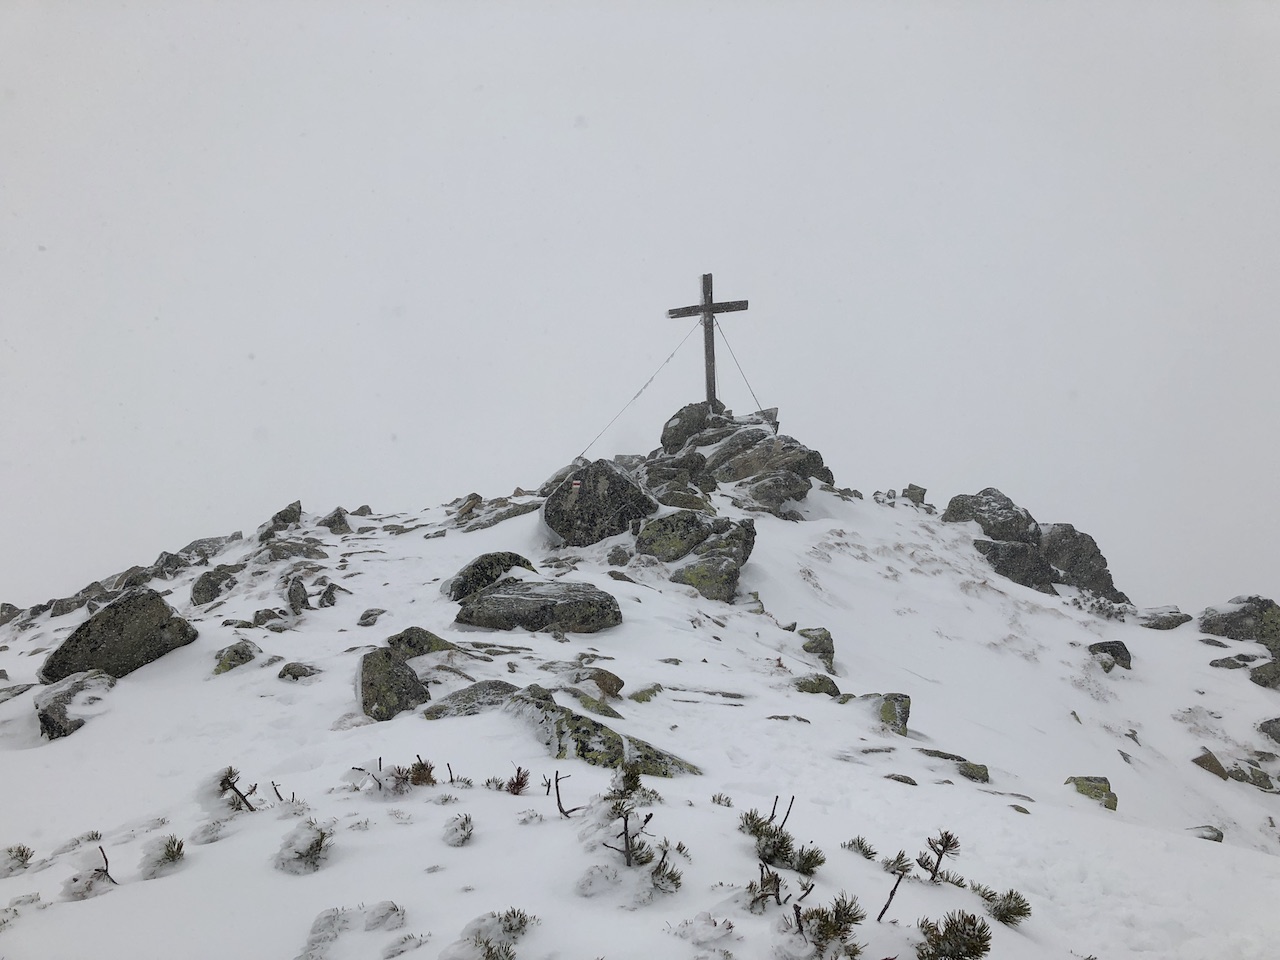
[38,587,198,683]
[423,680,520,719]
[446,552,537,601]
[455,580,622,634]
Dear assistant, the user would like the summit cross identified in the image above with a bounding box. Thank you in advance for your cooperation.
[666,272,748,410]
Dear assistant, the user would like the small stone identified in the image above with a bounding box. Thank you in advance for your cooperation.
[1190,748,1230,780]
[885,774,917,785]
[278,662,320,681]
[1065,776,1118,810]
[213,640,261,675]
[358,608,387,627]
[1188,825,1224,842]
[794,674,840,697]
[1010,804,1031,814]
[287,577,311,616]
[607,545,631,567]
[1088,640,1132,670]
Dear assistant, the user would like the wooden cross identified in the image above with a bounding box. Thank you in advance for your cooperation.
[667,273,748,409]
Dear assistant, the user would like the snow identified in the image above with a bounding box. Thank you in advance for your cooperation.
[2,475,1280,959]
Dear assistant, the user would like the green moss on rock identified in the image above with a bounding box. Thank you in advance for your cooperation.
[1065,776,1118,810]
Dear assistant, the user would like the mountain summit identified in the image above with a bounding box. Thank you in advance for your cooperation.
[1,403,1278,959]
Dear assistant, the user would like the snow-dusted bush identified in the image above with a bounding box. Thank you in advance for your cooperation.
[275,819,334,874]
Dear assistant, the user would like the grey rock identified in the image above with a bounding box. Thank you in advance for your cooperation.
[607,545,631,567]
[1200,596,1280,656]
[38,588,198,683]
[1248,661,1280,689]
[799,627,835,674]
[1259,718,1280,745]
[872,692,911,736]
[506,684,699,776]
[1135,606,1193,630]
[0,683,35,705]
[1188,825,1224,842]
[318,508,352,535]
[1210,657,1250,669]
[318,583,341,608]
[1065,776,1118,810]
[1039,523,1129,603]
[258,499,303,542]
[351,504,373,517]
[455,580,622,634]
[256,539,329,563]
[942,488,1040,543]
[357,608,387,627]
[253,608,286,627]
[34,670,116,739]
[660,400,724,454]
[1089,640,1132,671]
[278,662,321,681]
[901,483,927,506]
[386,626,458,660]
[287,577,311,615]
[958,762,990,783]
[358,648,430,720]
[973,540,1058,594]
[191,564,244,606]
[446,552,537,601]
[542,459,657,547]
[670,555,743,603]
[0,602,20,627]
[422,679,519,719]
[177,532,243,562]
[213,640,261,675]
[742,470,813,514]
[885,774,917,785]
[1191,748,1230,780]
[1199,637,1231,648]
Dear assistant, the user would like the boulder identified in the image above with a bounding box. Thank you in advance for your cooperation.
[957,762,990,783]
[455,580,622,634]
[213,640,261,675]
[191,564,244,606]
[660,400,724,454]
[357,608,386,627]
[258,499,302,542]
[446,552,537,602]
[973,540,1058,594]
[1039,524,1129,603]
[1065,776,1118,810]
[317,508,352,535]
[423,679,519,719]
[1259,718,1280,746]
[1200,596,1280,656]
[636,511,714,562]
[255,539,329,563]
[0,602,20,627]
[287,577,311,615]
[704,427,833,486]
[1088,640,1132,671]
[542,459,657,547]
[1248,661,1280,690]
[505,684,699,776]
[942,488,1040,543]
[358,648,430,720]
[385,626,459,660]
[317,583,341,608]
[901,484,927,506]
[670,555,743,603]
[742,470,813,514]
[176,532,243,562]
[38,588,198,684]
[278,662,320,681]
[34,670,116,739]
[607,546,631,567]
[794,674,840,697]
[1135,607,1193,630]
[799,627,835,674]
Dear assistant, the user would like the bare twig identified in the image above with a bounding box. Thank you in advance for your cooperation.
[97,846,118,885]
[271,782,285,802]
[778,795,796,831]
[554,771,585,818]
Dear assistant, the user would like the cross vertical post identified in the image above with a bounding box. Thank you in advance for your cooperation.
[667,273,748,410]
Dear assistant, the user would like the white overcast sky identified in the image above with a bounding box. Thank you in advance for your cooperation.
[3,1,1279,614]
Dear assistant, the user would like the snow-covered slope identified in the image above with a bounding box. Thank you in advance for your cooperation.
[2,417,1279,960]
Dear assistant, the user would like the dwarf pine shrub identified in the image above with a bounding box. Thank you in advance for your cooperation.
[916,910,992,960]
[160,835,185,863]
[506,767,530,795]
[917,830,961,883]
[841,836,877,860]
[711,792,733,807]
[443,813,474,847]
[801,891,866,958]
[409,756,437,786]
[5,844,34,867]
[792,844,827,876]
[987,889,1032,926]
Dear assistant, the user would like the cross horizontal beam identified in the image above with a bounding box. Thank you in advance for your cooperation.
[667,300,748,319]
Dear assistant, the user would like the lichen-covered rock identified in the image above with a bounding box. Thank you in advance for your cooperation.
[1065,776,1118,810]
[636,511,713,562]
[1135,606,1193,630]
[278,662,320,681]
[255,539,329,563]
[799,627,835,674]
[0,602,20,627]
[454,580,622,634]
[505,684,699,776]
[660,400,724,454]
[422,679,519,719]
[358,648,430,720]
[861,692,912,735]
[213,640,261,675]
[1259,718,1280,746]
[386,626,460,660]
[958,762,990,783]
[1039,523,1129,603]
[670,555,742,603]
[1089,640,1132,671]
[704,427,832,486]
[446,552,537,602]
[973,540,1058,595]
[34,670,116,739]
[901,483,927,506]
[794,674,840,697]
[258,499,303,542]
[942,488,1040,544]
[191,564,244,606]
[1248,661,1280,690]
[38,588,198,683]
[542,459,657,547]
[1200,596,1280,656]
[317,508,352,535]
[1191,748,1230,780]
